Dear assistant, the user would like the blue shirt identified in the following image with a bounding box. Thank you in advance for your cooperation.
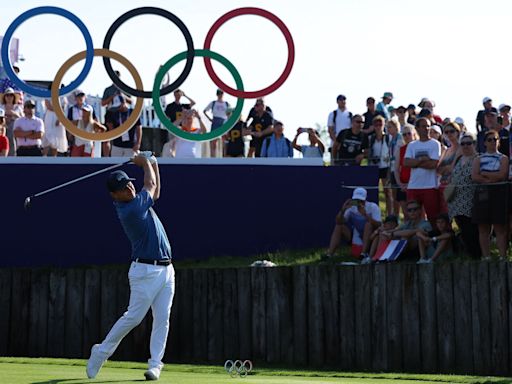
[260,134,293,158]
[114,189,171,261]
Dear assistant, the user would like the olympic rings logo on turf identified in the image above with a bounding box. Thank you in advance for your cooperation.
[224,359,253,378]
[1,6,295,143]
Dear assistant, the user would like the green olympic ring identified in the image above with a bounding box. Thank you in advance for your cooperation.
[153,49,244,142]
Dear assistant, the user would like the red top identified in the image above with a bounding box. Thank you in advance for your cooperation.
[0,135,9,154]
[399,144,411,183]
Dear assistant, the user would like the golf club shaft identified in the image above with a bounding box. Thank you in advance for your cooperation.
[32,160,131,199]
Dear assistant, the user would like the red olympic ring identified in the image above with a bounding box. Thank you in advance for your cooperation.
[203,7,295,99]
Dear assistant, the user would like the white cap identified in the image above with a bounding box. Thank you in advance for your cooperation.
[499,104,511,112]
[454,117,464,125]
[352,187,367,201]
[81,104,93,112]
[482,96,492,104]
[0,109,4,118]
[431,125,442,135]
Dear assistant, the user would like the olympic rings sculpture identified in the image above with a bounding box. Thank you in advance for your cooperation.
[1,6,295,142]
[224,359,253,378]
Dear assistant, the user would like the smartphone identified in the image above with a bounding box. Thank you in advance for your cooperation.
[497,116,504,125]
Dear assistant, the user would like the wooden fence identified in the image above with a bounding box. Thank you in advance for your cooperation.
[0,262,511,376]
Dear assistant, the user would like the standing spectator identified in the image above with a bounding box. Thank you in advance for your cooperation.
[395,106,408,129]
[417,213,455,263]
[437,122,461,212]
[0,87,23,155]
[105,96,142,157]
[71,105,107,157]
[292,127,325,158]
[376,92,393,120]
[418,98,443,124]
[447,132,481,259]
[324,187,381,261]
[13,100,44,156]
[407,104,417,125]
[248,97,273,120]
[332,114,368,165]
[496,105,510,158]
[429,124,446,155]
[368,117,392,215]
[261,121,293,158]
[387,119,404,215]
[454,117,466,132]
[471,130,509,260]
[162,89,196,157]
[394,124,418,218]
[174,109,206,158]
[224,109,247,158]
[0,110,8,156]
[477,110,499,153]
[327,94,352,144]
[203,89,230,157]
[404,118,442,225]
[101,70,133,111]
[42,98,68,156]
[476,97,497,133]
[363,97,382,131]
[248,99,273,157]
[363,114,386,135]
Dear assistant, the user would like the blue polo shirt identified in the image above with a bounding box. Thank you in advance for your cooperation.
[114,189,171,261]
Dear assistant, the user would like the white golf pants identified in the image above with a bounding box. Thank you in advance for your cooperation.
[97,261,175,369]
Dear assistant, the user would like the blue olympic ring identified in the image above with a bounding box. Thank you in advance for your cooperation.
[1,6,94,98]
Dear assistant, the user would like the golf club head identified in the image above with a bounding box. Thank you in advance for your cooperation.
[24,196,32,211]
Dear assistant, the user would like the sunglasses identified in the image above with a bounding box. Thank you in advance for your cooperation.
[402,132,412,136]
[444,129,456,134]
[407,207,420,212]
[486,137,499,142]
[460,141,474,146]
[354,120,364,124]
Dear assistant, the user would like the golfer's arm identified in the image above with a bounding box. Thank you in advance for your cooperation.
[142,160,157,199]
[152,161,161,201]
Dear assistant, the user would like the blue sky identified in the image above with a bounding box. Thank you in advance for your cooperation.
[0,0,509,137]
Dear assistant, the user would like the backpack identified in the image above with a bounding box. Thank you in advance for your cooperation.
[263,136,291,157]
[332,109,353,126]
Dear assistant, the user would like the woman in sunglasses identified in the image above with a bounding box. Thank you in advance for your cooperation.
[438,122,461,212]
[471,130,509,260]
[447,133,481,259]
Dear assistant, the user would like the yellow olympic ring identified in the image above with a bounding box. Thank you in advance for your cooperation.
[51,48,144,142]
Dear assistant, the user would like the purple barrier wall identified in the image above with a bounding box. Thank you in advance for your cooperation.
[0,159,378,267]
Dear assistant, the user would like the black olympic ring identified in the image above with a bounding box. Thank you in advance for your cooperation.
[102,6,195,99]
[224,359,253,378]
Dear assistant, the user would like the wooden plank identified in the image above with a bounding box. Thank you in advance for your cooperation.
[279,268,294,365]
[207,269,224,362]
[100,268,119,342]
[47,269,66,357]
[192,268,208,361]
[9,269,31,356]
[0,269,12,356]
[251,267,266,361]
[292,266,307,365]
[338,266,355,370]
[221,268,238,361]
[386,263,403,372]
[354,265,372,370]
[113,266,131,361]
[180,268,194,362]
[435,263,455,373]
[321,266,339,367]
[307,266,324,367]
[167,267,180,362]
[418,263,438,372]
[28,268,49,357]
[371,264,387,371]
[266,268,281,363]
[237,268,252,360]
[452,262,473,374]
[471,262,491,375]
[65,268,84,358]
[508,263,512,375]
[401,263,421,371]
[82,268,102,358]
[489,262,509,375]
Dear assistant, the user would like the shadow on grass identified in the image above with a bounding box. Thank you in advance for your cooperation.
[31,380,145,384]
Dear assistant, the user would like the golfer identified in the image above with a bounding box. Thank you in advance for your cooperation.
[87,153,174,381]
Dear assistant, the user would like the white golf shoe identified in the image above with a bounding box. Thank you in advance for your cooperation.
[86,344,105,379]
[144,367,161,380]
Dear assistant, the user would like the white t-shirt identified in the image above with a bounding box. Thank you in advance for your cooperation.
[14,116,45,147]
[343,201,381,223]
[371,137,390,169]
[175,130,201,158]
[405,139,441,189]
[327,108,352,136]
[204,100,230,120]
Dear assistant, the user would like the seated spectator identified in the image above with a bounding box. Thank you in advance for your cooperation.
[447,132,481,259]
[394,124,417,219]
[174,109,206,158]
[224,108,247,158]
[71,105,106,157]
[367,214,399,260]
[105,96,142,157]
[378,200,432,260]
[261,121,293,158]
[203,89,230,157]
[292,127,325,158]
[324,187,381,261]
[471,130,509,260]
[13,100,44,156]
[332,114,368,165]
[0,109,8,156]
[404,118,442,225]
[417,213,455,263]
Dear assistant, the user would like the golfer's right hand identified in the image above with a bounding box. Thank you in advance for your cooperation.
[139,151,158,164]
[132,154,150,167]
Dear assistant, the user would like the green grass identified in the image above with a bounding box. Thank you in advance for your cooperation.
[0,358,510,384]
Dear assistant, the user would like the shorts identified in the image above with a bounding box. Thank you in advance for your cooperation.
[407,188,441,223]
[211,116,225,130]
[472,184,509,225]
[378,167,389,180]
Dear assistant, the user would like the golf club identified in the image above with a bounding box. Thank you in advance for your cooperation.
[24,160,132,211]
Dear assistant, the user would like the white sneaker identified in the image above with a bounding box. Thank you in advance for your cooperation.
[417,258,432,264]
[86,344,105,379]
[144,367,161,381]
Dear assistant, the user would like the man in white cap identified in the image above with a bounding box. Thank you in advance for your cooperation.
[476,97,497,133]
[324,187,381,262]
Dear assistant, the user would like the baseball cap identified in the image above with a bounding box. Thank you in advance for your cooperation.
[431,125,442,135]
[24,99,36,108]
[81,104,93,112]
[352,187,367,201]
[74,89,86,97]
[106,170,135,192]
[454,117,465,125]
[407,104,416,110]
[336,94,347,101]
[482,97,492,104]
[396,105,406,112]
[0,109,5,118]
[499,104,511,112]
[384,214,398,224]
[419,108,432,117]
[382,92,393,99]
